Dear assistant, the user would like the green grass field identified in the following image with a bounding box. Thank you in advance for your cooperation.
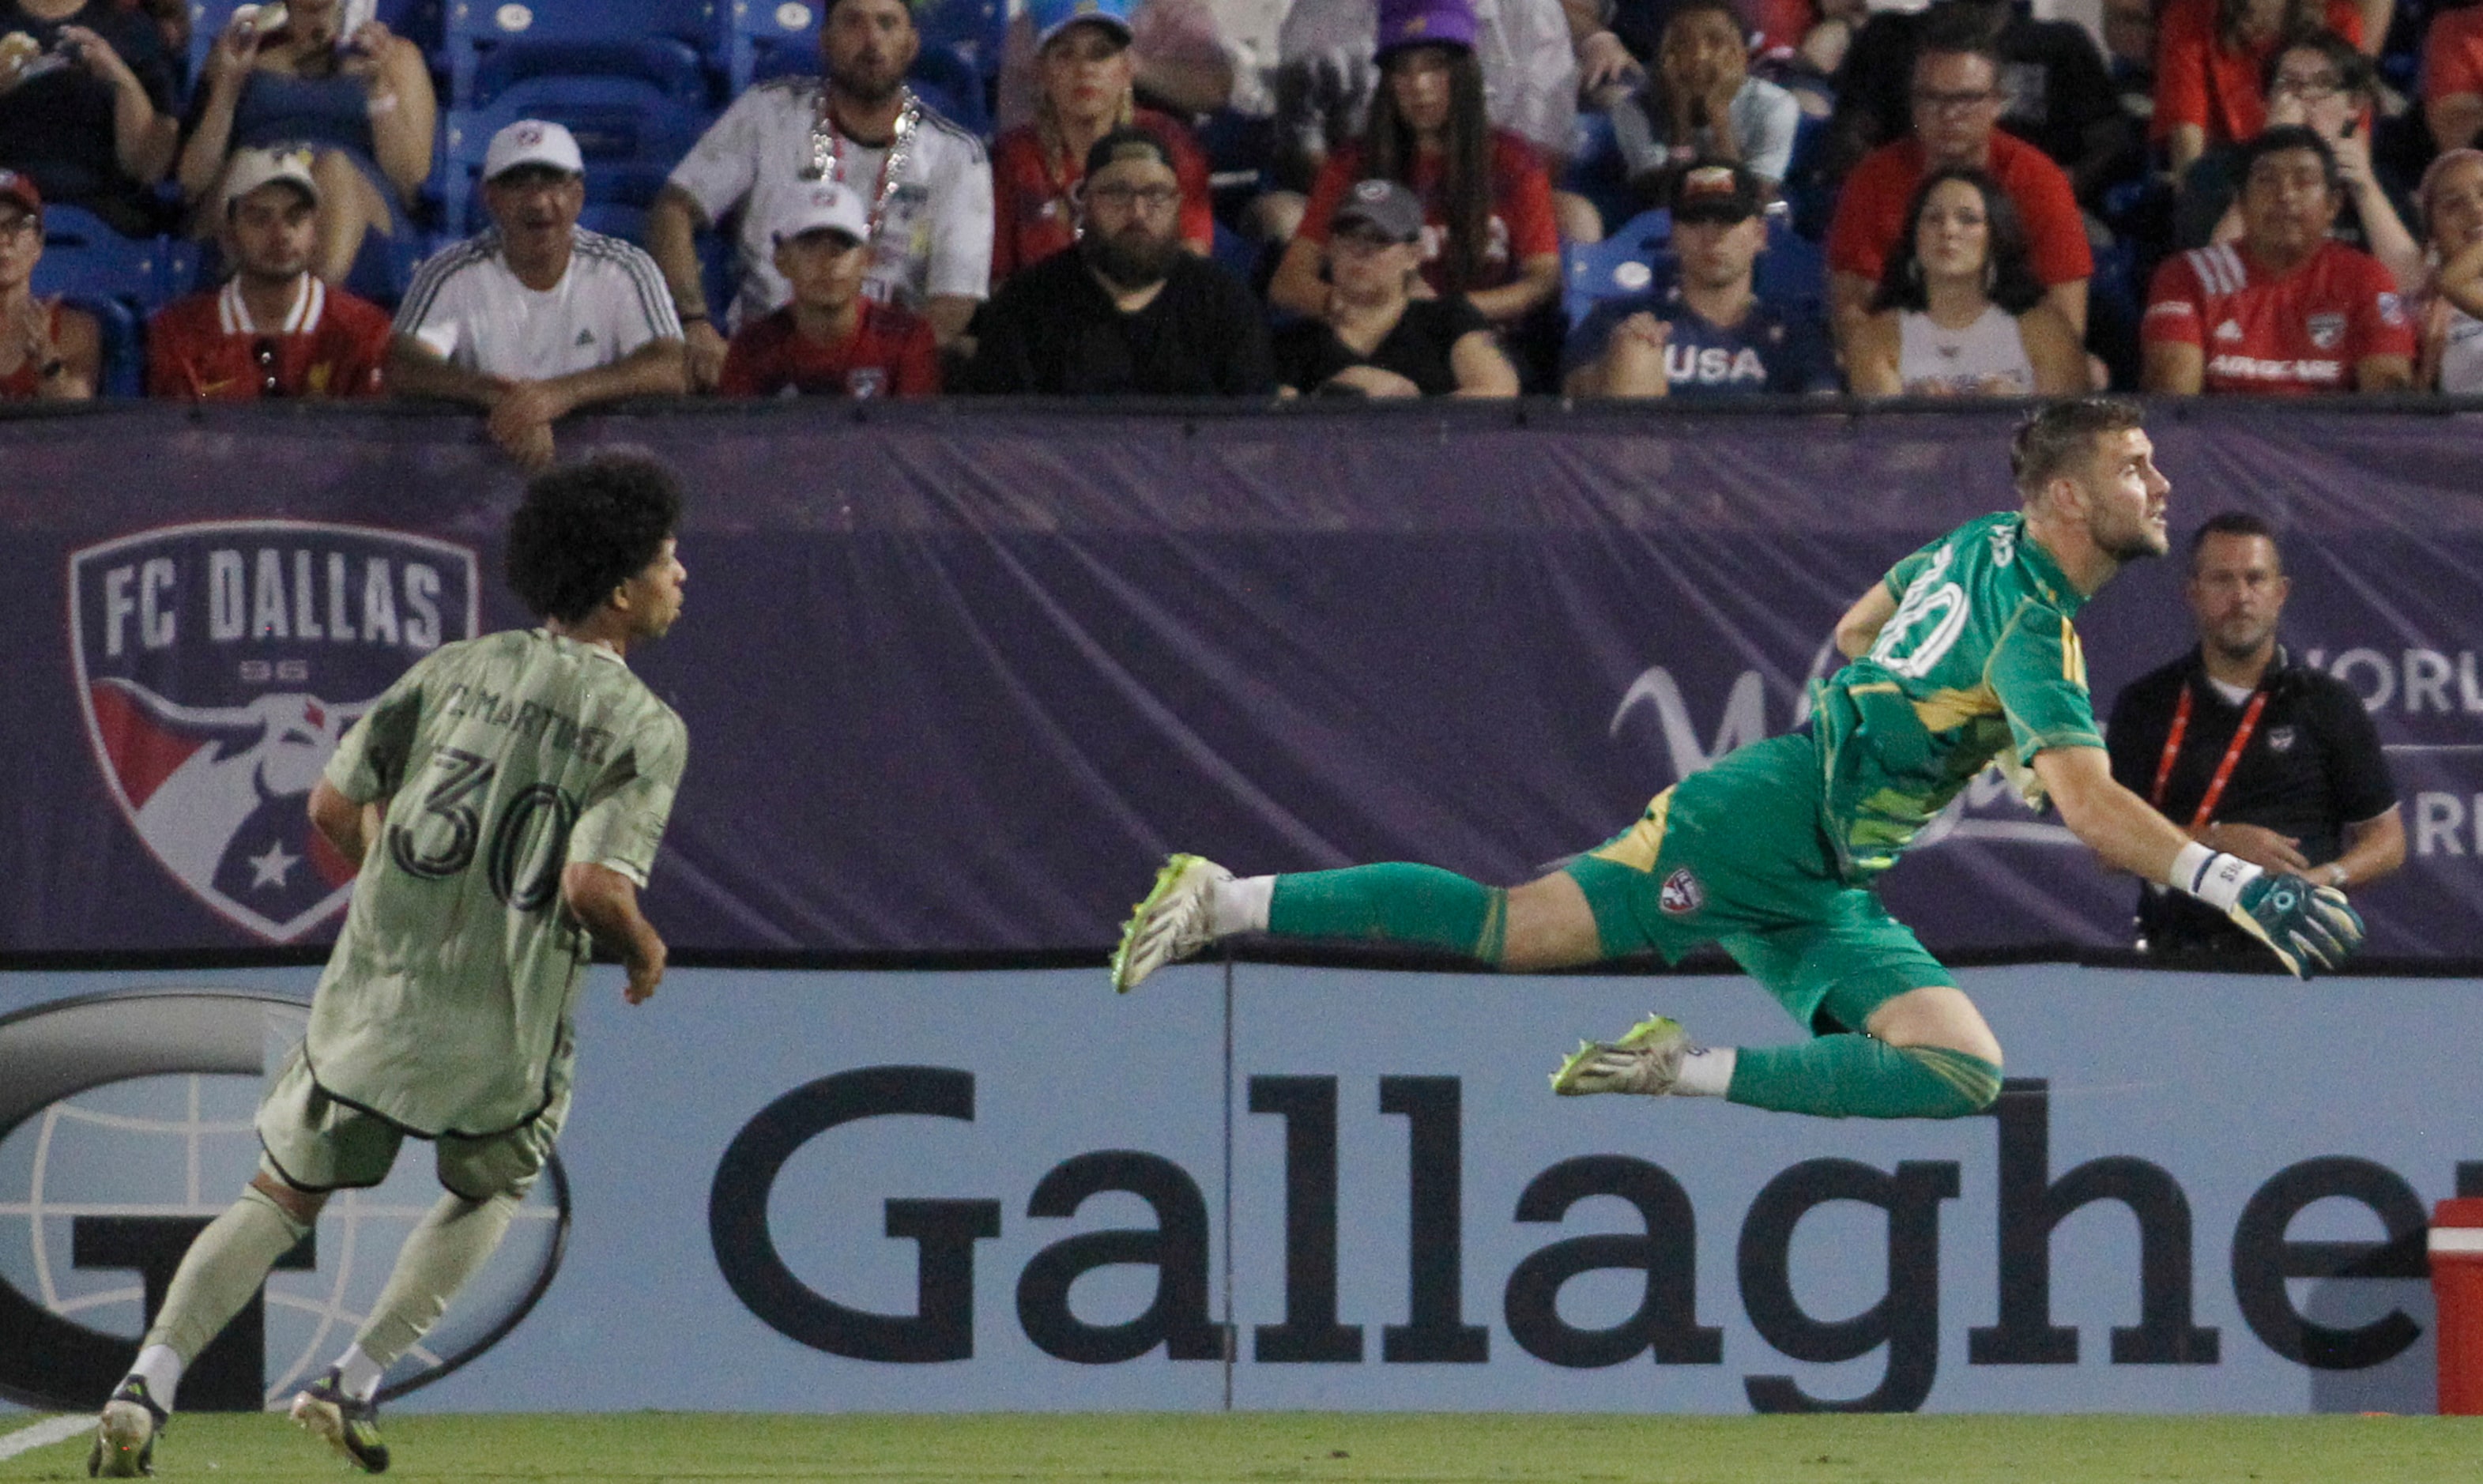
[6,1412,2483,1483]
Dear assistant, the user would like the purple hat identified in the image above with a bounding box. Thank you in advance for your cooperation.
[1376,0,1478,60]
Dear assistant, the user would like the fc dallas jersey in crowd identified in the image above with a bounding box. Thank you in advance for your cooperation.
[2142,239,2413,394]
[145,277,390,400]
[717,299,940,398]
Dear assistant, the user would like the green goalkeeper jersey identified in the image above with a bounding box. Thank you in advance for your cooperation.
[1810,510,2104,883]
[308,629,688,1136]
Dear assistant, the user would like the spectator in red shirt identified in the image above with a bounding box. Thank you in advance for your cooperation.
[2424,2,2483,154]
[1824,16,2091,357]
[146,146,391,400]
[718,180,940,398]
[987,0,1211,288]
[2142,126,2414,394]
[0,168,97,399]
[1270,0,1562,330]
[2151,0,2369,177]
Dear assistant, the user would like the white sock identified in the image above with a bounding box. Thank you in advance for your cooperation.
[128,1344,183,1407]
[332,1343,384,1402]
[1213,874,1274,935]
[1672,1045,1736,1098]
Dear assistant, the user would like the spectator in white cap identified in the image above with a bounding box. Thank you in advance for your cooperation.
[389,120,687,470]
[146,145,392,400]
[719,179,940,397]
[649,0,994,386]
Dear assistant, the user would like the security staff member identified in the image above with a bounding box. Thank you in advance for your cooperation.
[2108,510,2405,959]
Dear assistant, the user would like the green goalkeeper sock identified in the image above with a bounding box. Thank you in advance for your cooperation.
[1268,864,1509,963]
[1726,1037,2001,1120]
[350,1191,521,1369]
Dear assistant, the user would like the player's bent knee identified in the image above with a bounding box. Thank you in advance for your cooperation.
[1896,1043,2003,1117]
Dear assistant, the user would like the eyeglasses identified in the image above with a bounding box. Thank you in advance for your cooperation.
[0,214,36,240]
[253,337,281,397]
[1087,183,1180,211]
[2270,70,2344,97]
[1912,88,2001,115]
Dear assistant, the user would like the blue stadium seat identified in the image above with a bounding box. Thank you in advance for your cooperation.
[439,0,712,108]
[70,296,145,398]
[1753,215,1824,316]
[438,80,714,232]
[716,0,821,92]
[914,0,1004,78]
[28,208,170,397]
[1560,205,1669,330]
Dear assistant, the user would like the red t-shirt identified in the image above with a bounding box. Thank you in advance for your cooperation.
[2142,239,2415,394]
[1825,132,2093,288]
[0,299,67,399]
[718,300,940,398]
[2423,7,2483,104]
[2151,0,2366,145]
[145,280,389,400]
[988,109,1215,285]
[1299,131,1560,296]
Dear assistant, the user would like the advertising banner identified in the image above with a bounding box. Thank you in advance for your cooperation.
[2,964,2472,1415]
[3,404,2479,959]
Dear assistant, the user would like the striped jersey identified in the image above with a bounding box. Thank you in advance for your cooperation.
[1810,511,2104,881]
[394,226,683,380]
[309,629,688,1136]
[2141,239,2413,395]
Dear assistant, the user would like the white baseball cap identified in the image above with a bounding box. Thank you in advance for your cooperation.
[221,145,321,212]
[773,181,871,244]
[483,119,585,182]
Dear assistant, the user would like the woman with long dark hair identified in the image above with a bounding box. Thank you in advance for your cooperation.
[1847,166,2083,396]
[1268,0,1559,328]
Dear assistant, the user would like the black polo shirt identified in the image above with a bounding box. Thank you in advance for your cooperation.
[2106,645,2396,955]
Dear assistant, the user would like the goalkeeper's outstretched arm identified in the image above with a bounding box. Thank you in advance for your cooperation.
[2031,745,2366,976]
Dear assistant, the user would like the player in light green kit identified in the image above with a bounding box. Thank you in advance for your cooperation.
[92,456,690,1477]
[1111,400,2364,1117]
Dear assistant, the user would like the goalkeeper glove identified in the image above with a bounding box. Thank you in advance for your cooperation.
[2170,842,2366,977]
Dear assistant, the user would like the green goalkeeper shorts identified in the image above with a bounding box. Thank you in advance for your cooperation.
[1562,731,1954,1034]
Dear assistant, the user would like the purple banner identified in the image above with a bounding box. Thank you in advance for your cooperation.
[4,403,2478,959]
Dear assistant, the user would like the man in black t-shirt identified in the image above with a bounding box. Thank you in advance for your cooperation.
[0,0,179,235]
[2107,510,2405,959]
[966,126,1275,397]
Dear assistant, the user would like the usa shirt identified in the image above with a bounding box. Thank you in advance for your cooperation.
[2142,239,2413,395]
[1563,281,1837,396]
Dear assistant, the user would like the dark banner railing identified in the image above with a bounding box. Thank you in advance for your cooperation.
[5,400,2478,962]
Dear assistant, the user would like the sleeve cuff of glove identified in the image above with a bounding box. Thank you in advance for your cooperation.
[2168,841,2263,911]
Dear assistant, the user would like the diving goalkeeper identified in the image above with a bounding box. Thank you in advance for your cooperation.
[1110,397,2365,1120]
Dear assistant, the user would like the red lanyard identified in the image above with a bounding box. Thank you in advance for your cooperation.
[2149,681,2267,831]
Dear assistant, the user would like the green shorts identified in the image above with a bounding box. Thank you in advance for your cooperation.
[257,1030,571,1203]
[1562,731,1954,1034]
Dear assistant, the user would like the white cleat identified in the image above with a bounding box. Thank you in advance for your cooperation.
[1551,1014,1691,1096]
[1109,854,1232,992]
[89,1384,162,1478]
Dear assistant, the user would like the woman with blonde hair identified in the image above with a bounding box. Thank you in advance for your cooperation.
[2417,149,2483,394]
[986,0,1212,286]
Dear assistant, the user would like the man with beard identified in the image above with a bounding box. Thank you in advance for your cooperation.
[2142,126,2414,395]
[651,0,993,384]
[1111,401,2368,1124]
[2108,511,2402,960]
[147,145,390,399]
[965,126,1275,394]
[388,121,687,470]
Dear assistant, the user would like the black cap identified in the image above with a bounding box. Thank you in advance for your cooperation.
[1670,160,1762,224]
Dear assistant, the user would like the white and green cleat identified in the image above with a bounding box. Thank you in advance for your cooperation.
[1109,854,1231,993]
[1551,1013,1690,1096]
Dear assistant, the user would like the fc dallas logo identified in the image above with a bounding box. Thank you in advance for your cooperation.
[1659,867,1704,916]
[68,522,478,941]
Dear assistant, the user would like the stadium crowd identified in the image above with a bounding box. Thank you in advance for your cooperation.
[3,0,2481,427]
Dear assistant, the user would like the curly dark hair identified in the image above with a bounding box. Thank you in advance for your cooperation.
[1870,166,2048,316]
[504,454,684,623]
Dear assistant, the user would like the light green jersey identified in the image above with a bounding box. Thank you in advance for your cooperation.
[1811,510,2103,882]
[309,629,688,1136]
